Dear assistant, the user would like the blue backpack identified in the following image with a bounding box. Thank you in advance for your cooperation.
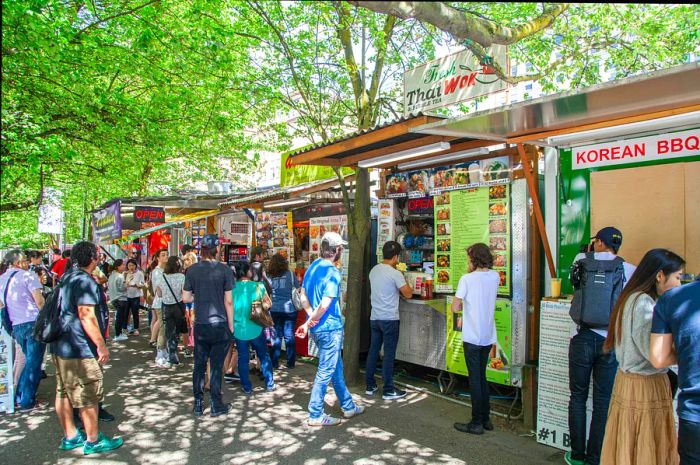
[569,253,626,329]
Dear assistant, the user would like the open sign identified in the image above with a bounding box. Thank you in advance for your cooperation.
[134,206,165,223]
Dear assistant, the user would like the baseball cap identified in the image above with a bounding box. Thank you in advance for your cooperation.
[321,232,348,248]
[200,234,220,249]
[593,226,623,252]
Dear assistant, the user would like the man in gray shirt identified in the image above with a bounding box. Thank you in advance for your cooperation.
[365,241,412,400]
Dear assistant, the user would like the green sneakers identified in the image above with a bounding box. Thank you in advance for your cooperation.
[59,430,86,450]
[564,451,585,465]
[83,432,124,455]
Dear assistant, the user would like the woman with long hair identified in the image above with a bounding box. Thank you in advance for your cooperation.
[600,248,685,465]
[146,255,160,348]
[267,253,300,369]
[182,252,198,356]
[232,261,276,394]
[124,259,145,336]
[155,256,186,366]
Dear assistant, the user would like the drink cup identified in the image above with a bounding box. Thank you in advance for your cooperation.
[551,278,562,298]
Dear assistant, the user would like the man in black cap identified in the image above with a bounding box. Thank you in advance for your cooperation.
[565,226,636,465]
[182,234,234,418]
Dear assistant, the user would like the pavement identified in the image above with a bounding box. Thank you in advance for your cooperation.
[0,329,563,465]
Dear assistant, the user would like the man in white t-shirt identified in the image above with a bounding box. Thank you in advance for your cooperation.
[365,241,413,400]
[451,243,500,436]
[566,226,636,465]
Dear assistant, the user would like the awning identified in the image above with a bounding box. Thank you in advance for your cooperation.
[127,209,219,239]
[219,175,356,209]
[412,62,700,146]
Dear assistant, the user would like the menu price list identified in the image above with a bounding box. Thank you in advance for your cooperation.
[255,212,294,260]
[0,330,14,413]
[433,184,511,295]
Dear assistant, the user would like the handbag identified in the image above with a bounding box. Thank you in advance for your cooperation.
[1,271,20,335]
[163,274,189,334]
[249,283,274,328]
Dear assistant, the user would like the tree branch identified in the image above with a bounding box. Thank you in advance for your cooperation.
[71,0,161,43]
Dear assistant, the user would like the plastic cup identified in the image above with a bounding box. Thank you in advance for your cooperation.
[551,278,562,298]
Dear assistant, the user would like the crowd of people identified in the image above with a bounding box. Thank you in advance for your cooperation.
[0,225,697,463]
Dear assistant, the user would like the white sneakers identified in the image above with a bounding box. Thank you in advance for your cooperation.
[114,334,128,342]
[155,349,171,368]
[343,405,366,419]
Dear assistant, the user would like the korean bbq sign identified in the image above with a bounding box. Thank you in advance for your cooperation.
[572,128,700,170]
[133,206,165,223]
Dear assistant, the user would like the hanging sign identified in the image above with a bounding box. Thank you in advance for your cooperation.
[403,45,508,116]
[571,128,700,170]
[91,201,122,244]
[38,187,63,234]
[133,206,165,223]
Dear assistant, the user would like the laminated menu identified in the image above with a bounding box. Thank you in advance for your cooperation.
[255,212,294,260]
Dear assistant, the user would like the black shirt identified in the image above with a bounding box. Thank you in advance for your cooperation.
[50,268,107,359]
[183,261,233,325]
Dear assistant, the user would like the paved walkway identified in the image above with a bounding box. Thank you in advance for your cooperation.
[0,333,562,465]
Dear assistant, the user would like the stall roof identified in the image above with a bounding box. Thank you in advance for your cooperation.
[127,209,219,239]
[219,175,357,209]
[95,190,257,212]
[413,62,700,145]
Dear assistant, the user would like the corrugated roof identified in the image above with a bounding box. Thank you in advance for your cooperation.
[287,113,439,157]
[218,176,343,208]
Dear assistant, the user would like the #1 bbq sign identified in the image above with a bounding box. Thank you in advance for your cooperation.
[133,206,165,223]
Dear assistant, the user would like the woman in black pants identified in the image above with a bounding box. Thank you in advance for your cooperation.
[155,256,186,366]
[125,259,145,336]
[108,259,129,341]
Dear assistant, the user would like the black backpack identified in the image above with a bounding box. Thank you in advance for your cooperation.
[569,253,626,328]
[33,279,67,343]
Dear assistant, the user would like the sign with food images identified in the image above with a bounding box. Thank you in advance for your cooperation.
[0,329,15,413]
[255,212,294,260]
[407,170,431,198]
[446,297,513,385]
[377,199,396,257]
[190,218,207,249]
[430,157,510,195]
[385,173,408,198]
[433,183,510,295]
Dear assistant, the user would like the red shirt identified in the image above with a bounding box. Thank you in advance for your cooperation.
[51,258,70,278]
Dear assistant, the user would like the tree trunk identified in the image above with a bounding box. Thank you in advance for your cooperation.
[342,167,371,385]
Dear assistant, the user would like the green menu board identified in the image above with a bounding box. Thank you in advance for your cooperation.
[434,184,511,295]
[446,297,513,385]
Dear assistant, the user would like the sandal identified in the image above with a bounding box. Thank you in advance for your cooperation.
[149,341,156,348]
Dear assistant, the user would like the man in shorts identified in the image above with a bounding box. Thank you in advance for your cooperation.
[50,241,123,455]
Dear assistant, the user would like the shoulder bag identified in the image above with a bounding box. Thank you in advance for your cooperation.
[163,274,189,334]
[250,283,274,328]
[1,271,20,335]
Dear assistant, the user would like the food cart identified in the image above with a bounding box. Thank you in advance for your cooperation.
[413,63,699,449]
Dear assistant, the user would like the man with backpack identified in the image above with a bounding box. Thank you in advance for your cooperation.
[565,227,636,465]
[0,249,46,412]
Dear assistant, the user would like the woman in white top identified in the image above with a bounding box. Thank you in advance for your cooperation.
[155,256,186,367]
[125,259,145,336]
[450,243,500,436]
[600,249,685,465]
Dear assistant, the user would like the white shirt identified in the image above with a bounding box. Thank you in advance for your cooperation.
[125,269,145,299]
[156,273,185,305]
[573,251,637,337]
[455,270,500,346]
[150,267,164,309]
[368,263,407,321]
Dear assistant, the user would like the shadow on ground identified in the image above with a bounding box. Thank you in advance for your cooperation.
[0,323,560,465]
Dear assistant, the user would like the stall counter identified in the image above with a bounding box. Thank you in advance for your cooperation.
[395,297,447,371]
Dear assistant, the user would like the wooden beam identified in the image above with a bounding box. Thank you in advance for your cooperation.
[517,143,556,278]
[340,135,454,166]
[371,139,498,169]
[507,104,700,144]
[291,115,441,165]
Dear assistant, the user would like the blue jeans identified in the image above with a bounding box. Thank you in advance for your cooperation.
[13,321,46,409]
[465,342,491,425]
[365,320,400,394]
[271,312,297,369]
[308,329,355,419]
[235,331,274,392]
[679,419,700,465]
[568,328,618,465]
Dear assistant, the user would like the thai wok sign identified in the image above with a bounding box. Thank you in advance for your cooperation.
[571,128,700,170]
[92,201,122,244]
[403,45,508,116]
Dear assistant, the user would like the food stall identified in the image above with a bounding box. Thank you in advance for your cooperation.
[413,63,699,449]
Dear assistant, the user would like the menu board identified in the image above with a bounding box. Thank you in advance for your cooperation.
[446,297,513,385]
[406,170,431,198]
[191,218,207,249]
[309,215,349,308]
[433,184,511,295]
[376,199,396,257]
[431,157,510,196]
[0,329,14,413]
[255,212,294,260]
[385,173,408,198]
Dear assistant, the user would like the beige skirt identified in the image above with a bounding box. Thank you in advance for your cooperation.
[601,370,678,465]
